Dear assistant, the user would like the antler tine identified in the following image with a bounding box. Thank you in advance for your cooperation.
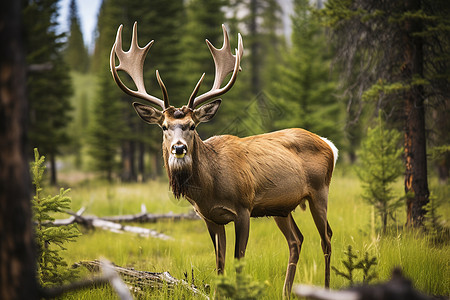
[188,24,244,109]
[156,70,170,109]
[110,22,168,110]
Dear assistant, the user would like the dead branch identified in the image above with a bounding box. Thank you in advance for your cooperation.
[293,268,438,300]
[41,259,132,300]
[28,62,53,72]
[74,260,210,299]
[54,207,172,240]
[100,209,201,223]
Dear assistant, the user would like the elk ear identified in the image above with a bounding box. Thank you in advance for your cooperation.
[133,102,164,125]
[193,99,221,123]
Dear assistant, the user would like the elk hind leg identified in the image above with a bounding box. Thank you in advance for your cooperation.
[274,213,304,299]
[309,190,332,288]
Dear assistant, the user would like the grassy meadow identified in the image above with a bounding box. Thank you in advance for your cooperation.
[52,170,449,299]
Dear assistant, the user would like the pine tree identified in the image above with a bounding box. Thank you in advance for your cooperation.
[90,0,185,180]
[31,149,80,287]
[269,0,342,142]
[178,0,226,99]
[88,0,126,181]
[23,0,73,185]
[64,0,90,73]
[172,0,229,140]
[357,115,404,233]
[88,77,124,181]
[322,0,450,227]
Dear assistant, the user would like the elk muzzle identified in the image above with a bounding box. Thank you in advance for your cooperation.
[172,144,187,159]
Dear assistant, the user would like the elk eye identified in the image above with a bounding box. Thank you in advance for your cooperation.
[190,124,195,131]
[162,125,168,131]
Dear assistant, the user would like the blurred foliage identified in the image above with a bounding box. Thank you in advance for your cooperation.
[22,0,73,185]
[25,0,449,189]
[64,0,90,73]
[269,0,343,146]
[216,260,265,300]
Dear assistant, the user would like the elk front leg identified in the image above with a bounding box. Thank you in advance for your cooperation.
[205,219,226,274]
[234,210,250,259]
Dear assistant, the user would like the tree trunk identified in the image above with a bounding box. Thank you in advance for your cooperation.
[0,1,39,298]
[121,141,137,182]
[49,152,57,185]
[403,0,429,228]
[249,0,261,96]
[138,141,145,182]
[153,148,163,178]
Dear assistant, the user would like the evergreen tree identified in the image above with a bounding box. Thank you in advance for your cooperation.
[88,72,124,181]
[90,0,185,180]
[269,0,342,142]
[31,149,80,286]
[23,0,73,185]
[357,115,404,233]
[323,0,450,227]
[89,0,128,181]
[64,0,90,73]
[234,0,284,97]
[176,0,227,139]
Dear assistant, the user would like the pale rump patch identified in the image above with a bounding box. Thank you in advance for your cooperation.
[320,137,338,167]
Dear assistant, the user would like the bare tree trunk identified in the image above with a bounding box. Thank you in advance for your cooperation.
[154,147,163,178]
[403,0,429,228]
[121,141,137,182]
[49,151,57,185]
[249,0,261,96]
[138,141,145,182]
[0,1,38,298]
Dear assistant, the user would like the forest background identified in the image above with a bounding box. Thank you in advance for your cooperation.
[27,0,448,225]
[2,0,449,298]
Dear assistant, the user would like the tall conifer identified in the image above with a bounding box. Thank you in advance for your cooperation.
[64,0,90,73]
[269,0,342,142]
[322,0,450,226]
[23,0,73,185]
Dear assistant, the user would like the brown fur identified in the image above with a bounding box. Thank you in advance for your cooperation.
[163,128,334,219]
[149,107,337,298]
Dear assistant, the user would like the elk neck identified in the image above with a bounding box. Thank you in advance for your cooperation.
[163,132,217,200]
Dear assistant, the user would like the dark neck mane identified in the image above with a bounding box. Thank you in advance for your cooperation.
[164,133,212,199]
[169,168,191,199]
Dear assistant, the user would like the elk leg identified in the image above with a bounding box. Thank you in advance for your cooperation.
[205,219,226,274]
[309,191,332,288]
[274,213,304,299]
[234,210,250,259]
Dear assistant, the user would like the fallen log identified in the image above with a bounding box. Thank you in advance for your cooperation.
[100,204,200,223]
[54,207,172,240]
[41,259,132,300]
[74,260,209,299]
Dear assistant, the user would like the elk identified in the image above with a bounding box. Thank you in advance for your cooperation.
[110,22,338,298]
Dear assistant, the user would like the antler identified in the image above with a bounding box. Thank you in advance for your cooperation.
[110,22,169,110]
[187,24,244,109]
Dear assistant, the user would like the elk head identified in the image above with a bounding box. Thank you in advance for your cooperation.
[110,22,243,174]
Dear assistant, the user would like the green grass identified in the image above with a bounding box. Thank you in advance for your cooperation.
[55,174,449,299]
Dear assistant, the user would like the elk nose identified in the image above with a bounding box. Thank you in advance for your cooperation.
[172,144,187,158]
